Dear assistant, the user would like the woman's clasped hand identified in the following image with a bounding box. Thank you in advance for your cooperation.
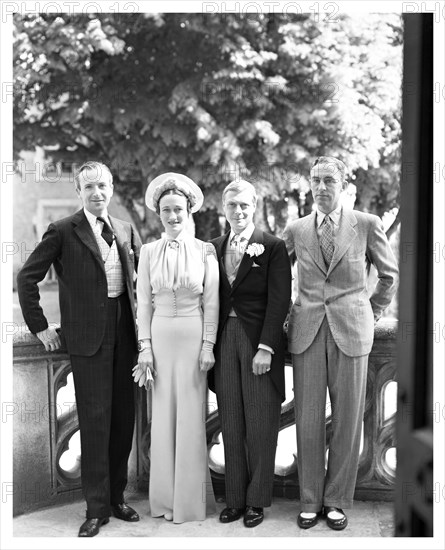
[132,346,156,389]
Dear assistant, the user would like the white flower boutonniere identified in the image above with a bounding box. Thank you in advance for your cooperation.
[246,243,265,257]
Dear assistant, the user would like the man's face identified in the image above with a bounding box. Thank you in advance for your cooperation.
[310,163,345,214]
[76,168,113,216]
[223,189,256,234]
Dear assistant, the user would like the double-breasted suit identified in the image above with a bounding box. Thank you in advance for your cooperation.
[17,209,141,518]
[209,227,291,508]
[283,207,398,512]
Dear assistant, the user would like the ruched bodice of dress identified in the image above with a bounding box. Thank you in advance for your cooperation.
[137,231,219,343]
[136,230,220,523]
[153,287,203,317]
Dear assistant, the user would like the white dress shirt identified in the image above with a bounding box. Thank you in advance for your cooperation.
[225,223,273,355]
[315,204,342,239]
[84,208,125,297]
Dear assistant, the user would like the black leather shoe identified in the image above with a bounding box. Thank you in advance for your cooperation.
[219,507,244,523]
[111,503,140,522]
[297,510,322,529]
[324,506,348,530]
[78,517,109,537]
[244,506,264,528]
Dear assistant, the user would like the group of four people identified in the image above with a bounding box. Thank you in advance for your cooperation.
[17,156,398,537]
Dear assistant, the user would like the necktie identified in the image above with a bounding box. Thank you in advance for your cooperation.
[320,215,334,267]
[227,234,245,283]
[97,216,114,247]
[232,234,244,267]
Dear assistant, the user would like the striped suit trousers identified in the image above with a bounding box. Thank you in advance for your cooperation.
[214,317,281,508]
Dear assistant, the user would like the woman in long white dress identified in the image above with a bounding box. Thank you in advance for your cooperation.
[132,173,219,523]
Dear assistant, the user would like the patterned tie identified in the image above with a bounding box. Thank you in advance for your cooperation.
[320,215,334,267]
[227,234,245,283]
[97,216,114,247]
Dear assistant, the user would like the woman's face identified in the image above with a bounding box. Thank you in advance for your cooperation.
[159,193,189,237]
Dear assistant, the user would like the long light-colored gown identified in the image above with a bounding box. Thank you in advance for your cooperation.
[137,231,219,523]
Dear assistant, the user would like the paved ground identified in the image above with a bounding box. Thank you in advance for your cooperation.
[12,494,394,539]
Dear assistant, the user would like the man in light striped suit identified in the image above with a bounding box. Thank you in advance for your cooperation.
[209,180,291,528]
[283,156,398,530]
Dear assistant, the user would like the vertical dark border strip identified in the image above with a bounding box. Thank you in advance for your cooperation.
[395,13,433,537]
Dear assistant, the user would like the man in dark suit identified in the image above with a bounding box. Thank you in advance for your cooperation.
[17,161,142,537]
[283,156,398,530]
[209,180,291,528]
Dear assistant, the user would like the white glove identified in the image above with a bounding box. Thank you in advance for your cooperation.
[132,348,156,389]
[199,340,215,372]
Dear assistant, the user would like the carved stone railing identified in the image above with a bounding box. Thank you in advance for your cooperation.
[11,319,396,515]
[355,319,397,500]
[11,330,140,516]
[11,331,78,516]
[205,318,397,502]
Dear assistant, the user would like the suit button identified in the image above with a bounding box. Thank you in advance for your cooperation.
[230,297,234,302]
[325,299,330,305]
[100,303,105,308]
[326,278,330,283]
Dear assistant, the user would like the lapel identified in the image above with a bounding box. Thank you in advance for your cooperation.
[300,211,327,274]
[327,208,358,275]
[109,216,131,281]
[213,232,232,293]
[231,227,263,292]
[72,210,133,282]
[72,210,104,269]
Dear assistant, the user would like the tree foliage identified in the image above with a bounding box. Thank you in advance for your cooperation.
[14,12,402,240]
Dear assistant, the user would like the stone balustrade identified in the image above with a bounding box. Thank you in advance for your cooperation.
[11,319,397,516]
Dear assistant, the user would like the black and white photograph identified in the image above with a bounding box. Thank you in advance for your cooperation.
[1,1,443,549]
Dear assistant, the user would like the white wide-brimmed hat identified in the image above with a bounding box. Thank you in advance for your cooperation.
[145,172,204,213]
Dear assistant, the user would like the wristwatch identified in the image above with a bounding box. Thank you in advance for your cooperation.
[137,340,150,352]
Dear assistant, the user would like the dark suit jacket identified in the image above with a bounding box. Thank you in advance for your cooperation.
[209,227,292,401]
[17,209,141,356]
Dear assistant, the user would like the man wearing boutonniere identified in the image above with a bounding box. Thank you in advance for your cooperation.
[209,180,292,528]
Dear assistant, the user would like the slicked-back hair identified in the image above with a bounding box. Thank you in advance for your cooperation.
[74,161,113,191]
[311,156,348,188]
[222,179,257,206]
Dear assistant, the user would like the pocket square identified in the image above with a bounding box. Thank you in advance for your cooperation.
[252,262,261,268]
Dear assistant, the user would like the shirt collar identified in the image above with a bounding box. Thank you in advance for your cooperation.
[229,223,255,243]
[84,207,111,229]
[315,205,342,228]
